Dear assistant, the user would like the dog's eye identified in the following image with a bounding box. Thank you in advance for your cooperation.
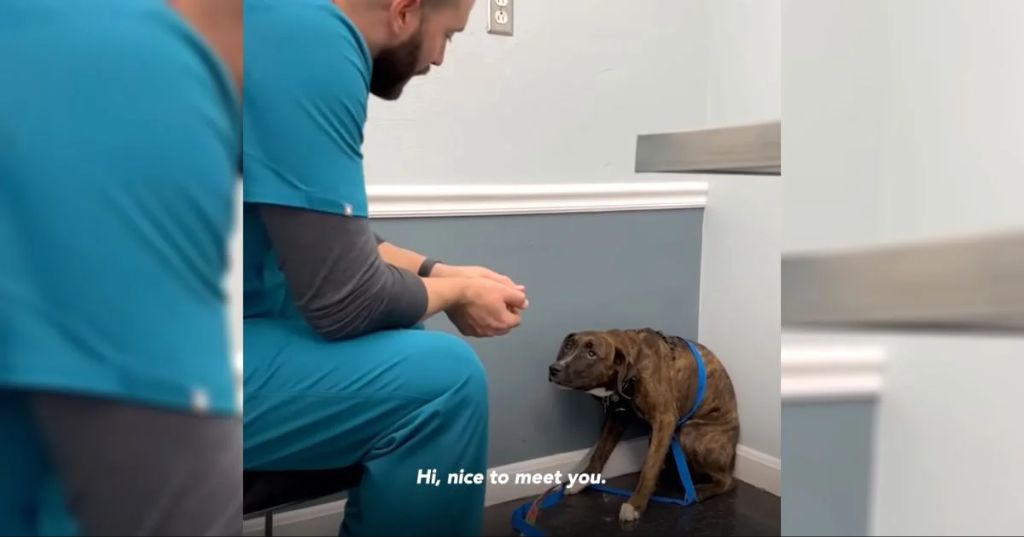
[587,350,596,359]
[564,341,572,350]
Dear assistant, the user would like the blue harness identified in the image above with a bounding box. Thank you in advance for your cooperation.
[511,338,708,536]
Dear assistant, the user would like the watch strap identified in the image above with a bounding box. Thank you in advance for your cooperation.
[418,258,441,277]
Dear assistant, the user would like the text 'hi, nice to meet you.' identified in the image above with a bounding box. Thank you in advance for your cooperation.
[416,468,606,488]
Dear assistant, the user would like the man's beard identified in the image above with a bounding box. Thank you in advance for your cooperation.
[370,24,426,100]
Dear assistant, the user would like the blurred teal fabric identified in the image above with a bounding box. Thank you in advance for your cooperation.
[0,1,239,533]
[0,0,240,416]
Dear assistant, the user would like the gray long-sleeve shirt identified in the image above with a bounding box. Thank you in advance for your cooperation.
[258,203,428,340]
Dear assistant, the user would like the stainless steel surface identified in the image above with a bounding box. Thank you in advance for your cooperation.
[782,231,1024,334]
[487,0,513,36]
[635,120,781,175]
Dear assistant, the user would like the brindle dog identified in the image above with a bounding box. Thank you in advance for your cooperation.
[547,328,740,523]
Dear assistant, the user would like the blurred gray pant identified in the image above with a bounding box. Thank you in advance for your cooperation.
[31,392,242,536]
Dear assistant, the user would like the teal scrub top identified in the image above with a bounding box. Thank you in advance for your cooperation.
[243,0,374,321]
[0,0,241,416]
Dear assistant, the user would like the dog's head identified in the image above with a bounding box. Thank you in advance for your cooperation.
[548,330,637,394]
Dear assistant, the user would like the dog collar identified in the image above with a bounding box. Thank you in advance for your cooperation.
[602,393,631,414]
[599,375,637,413]
[619,375,637,399]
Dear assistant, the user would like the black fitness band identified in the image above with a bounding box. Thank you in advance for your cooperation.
[418,258,441,277]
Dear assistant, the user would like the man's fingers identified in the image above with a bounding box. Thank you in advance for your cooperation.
[502,288,528,309]
[480,310,520,338]
[486,271,509,282]
[475,267,522,289]
[484,271,521,289]
[502,310,522,330]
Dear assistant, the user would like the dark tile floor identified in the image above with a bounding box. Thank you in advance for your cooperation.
[481,473,780,536]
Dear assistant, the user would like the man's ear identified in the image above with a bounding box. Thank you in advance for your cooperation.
[389,0,425,33]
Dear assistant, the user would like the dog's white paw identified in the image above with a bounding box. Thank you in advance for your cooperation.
[563,483,586,496]
[619,502,640,523]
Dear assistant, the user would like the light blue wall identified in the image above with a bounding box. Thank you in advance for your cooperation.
[781,401,877,536]
[869,334,1024,535]
[372,208,704,466]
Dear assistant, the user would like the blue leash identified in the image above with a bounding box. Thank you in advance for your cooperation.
[511,339,707,536]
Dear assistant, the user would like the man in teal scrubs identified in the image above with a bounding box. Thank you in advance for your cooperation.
[0,1,242,534]
[243,0,528,535]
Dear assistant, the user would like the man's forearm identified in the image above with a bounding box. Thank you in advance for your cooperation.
[260,205,428,340]
[377,240,430,275]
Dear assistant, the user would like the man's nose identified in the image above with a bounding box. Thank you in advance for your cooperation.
[549,364,563,378]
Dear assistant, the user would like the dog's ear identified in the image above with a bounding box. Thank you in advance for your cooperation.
[608,331,636,361]
[614,348,637,394]
[611,334,638,393]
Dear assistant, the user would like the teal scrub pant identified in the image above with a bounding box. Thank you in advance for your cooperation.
[243,319,489,537]
[0,392,75,536]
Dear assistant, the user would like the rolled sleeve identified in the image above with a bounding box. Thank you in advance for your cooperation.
[258,204,427,340]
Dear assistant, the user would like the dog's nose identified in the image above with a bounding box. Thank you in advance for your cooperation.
[549,364,563,378]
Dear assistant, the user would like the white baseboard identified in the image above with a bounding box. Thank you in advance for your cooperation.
[365,181,708,218]
[242,439,779,536]
[735,445,781,496]
[781,344,887,403]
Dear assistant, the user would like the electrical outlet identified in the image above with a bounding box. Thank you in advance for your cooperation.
[487,0,513,36]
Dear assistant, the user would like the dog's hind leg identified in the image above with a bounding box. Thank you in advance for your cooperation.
[565,411,627,495]
[620,415,677,523]
[679,423,738,502]
[695,471,735,502]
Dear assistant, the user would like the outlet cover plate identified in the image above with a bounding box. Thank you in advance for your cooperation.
[487,0,513,36]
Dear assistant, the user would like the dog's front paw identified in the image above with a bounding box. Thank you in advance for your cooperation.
[563,483,587,496]
[619,502,641,523]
